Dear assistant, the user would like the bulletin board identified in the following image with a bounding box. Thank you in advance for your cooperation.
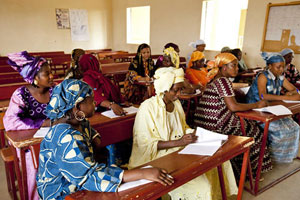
[261,1,300,54]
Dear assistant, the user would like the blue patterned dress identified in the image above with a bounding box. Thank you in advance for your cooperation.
[247,70,300,163]
[37,121,124,199]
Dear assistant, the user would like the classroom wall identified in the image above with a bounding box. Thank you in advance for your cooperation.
[0,0,112,56]
[112,0,202,57]
[112,0,299,68]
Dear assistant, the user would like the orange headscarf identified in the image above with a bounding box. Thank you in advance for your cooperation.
[188,51,205,68]
[214,53,237,68]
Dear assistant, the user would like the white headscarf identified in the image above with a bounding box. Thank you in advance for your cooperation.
[280,48,294,57]
[154,67,184,95]
[189,39,205,48]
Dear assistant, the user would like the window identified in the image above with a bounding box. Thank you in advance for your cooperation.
[200,0,248,51]
[126,6,150,44]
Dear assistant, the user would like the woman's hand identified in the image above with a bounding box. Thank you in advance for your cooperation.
[142,168,174,186]
[111,104,126,116]
[255,100,268,108]
[179,133,198,146]
[286,93,300,101]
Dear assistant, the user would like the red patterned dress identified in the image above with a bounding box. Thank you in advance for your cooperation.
[194,77,272,177]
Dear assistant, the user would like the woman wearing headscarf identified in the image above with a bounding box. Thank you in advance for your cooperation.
[186,51,217,87]
[78,54,125,116]
[128,67,238,199]
[4,51,55,200]
[124,43,156,104]
[194,53,272,179]
[65,48,85,79]
[280,48,300,91]
[37,79,173,200]
[246,52,300,163]
[155,43,180,68]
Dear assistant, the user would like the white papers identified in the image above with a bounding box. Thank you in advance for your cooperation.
[69,9,90,41]
[283,100,300,103]
[179,127,228,156]
[239,86,250,94]
[101,106,139,118]
[118,166,153,192]
[253,105,292,116]
[33,127,50,138]
[195,89,201,95]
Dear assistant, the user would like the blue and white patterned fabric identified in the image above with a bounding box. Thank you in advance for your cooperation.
[246,70,284,103]
[46,79,93,121]
[261,52,285,66]
[37,122,124,199]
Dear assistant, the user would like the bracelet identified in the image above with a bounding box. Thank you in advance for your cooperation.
[108,101,115,109]
[92,132,101,140]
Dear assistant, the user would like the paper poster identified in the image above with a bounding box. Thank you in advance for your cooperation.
[55,8,70,29]
[69,9,90,41]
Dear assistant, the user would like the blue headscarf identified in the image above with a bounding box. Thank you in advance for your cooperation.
[261,52,285,65]
[47,79,93,121]
[280,48,294,57]
[7,51,46,84]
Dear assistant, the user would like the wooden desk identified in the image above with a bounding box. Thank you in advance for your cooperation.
[5,112,137,200]
[66,135,253,200]
[178,91,202,119]
[236,101,300,195]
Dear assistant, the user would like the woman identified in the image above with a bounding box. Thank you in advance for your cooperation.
[187,39,206,65]
[155,43,180,68]
[78,54,125,116]
[37,79,173,200]
[65,48,85,79]
[124,43,156,104]
[230,48,248,73]
[280,48,300,90]
[128,67,237,199]
[194,53,272,178]
[246,52,300,163]
[186,51,217,87]
[4,51,54,200]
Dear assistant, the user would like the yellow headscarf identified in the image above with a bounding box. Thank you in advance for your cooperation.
[214,53,237,68]
[163,47,180,68]
[154,67,184,95]
[188,51,205,68]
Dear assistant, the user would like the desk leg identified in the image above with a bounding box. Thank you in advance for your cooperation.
[237,148,250,200]
[217,165,227,200]
[20,148,29,200]
[12,147,25,200]
[254,121,270,195]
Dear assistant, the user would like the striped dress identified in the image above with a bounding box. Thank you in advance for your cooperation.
[194,77,272,177]
[247,70,300,163]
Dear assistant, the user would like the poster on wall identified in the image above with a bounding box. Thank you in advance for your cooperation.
[69,9,90,41]
[55,8,70,29]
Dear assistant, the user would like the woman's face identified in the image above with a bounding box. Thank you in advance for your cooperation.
[196,44,206,52]
[224,59,238,78]
[35,63,54,87]
[269,62,285,77]
[162,55,173,67]
[283,53,294,65]
[164,82,184,102]
[79,95,96,118]
[193,58,205,69]
[140,47,151,60]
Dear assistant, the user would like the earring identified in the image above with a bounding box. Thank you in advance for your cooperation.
[34,80,38,85]
[75,110,85,121]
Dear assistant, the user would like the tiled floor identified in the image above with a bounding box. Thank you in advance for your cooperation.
[0,156,299,199]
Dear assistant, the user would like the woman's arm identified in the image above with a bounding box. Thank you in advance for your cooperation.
[224,96,267,112]
[157,133,197,150]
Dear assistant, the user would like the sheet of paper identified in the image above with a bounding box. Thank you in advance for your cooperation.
[179,143,221,156]
[33,127,50,138]
[101,106,139,118]
[195,127,228,143]
[283,100,300,103]
[239,86,250,94]
[253,105,292,116]
[118,165,152,192]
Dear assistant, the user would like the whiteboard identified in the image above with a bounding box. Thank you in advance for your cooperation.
[261,2,300,54]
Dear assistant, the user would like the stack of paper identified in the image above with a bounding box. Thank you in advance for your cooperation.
[33,127,50,138]
[253,105,292,116]
[179,127,228,156]
[101,106,139,118]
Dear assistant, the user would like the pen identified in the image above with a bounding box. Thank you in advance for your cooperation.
[261,94,264,99]
[297,89,299,94]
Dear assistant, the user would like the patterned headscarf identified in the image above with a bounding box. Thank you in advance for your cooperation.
[261,52,285,65]
[163,47,180,68]
[47,79,93,121]
[7,51,46,84]
[215,53,237,68]
[154,67,184,95]
[188,51,205,68]
[280,48,294,57]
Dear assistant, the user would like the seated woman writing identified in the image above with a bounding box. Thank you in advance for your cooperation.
[128,67,237,199]
[194,53,272,179]
[4,51,55,200]
[124,43,156,104]
[246,52,300,163]
[36,79,173,199]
